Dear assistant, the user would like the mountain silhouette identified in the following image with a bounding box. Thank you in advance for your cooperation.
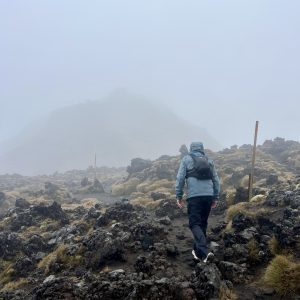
[0,92,220,174]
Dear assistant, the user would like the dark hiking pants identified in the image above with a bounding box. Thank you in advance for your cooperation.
[187,196,213,259]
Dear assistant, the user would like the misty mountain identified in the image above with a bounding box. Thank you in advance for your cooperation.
[0,93,220,175]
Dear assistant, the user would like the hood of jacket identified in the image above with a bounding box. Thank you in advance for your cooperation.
[189,142,204,154]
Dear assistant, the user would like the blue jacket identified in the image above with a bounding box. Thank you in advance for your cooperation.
[176,142,220,200]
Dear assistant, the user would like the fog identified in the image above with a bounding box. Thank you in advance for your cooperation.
[1,0,300,164]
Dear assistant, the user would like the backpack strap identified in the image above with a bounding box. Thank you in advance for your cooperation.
[186,153,213,180]
[185,154,200,178]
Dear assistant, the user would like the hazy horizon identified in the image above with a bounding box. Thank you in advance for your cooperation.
[1,0,300,149]
[1,93,299,150]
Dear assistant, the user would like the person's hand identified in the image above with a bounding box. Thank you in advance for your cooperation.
[211,200,218,209]
[177,198,185,209]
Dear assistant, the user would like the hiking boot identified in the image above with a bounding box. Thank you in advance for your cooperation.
[192,250,200,261]
[203,252,214,263]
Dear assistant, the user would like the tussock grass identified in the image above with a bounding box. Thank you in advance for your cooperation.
[224,220,233,233]
[264,255,300,297]
[3,191,20,199]
[62,198,100,211]
[21,225,45,239]
[0,217,11,231]
[38,218,60,232]
[71,219,89,229]
[38,244,82,274]
[1,278,28,291]
[0,265,14,285]
[112,178,141,196]
[240,175,250,188]
[145,199,164,210]
[247,239,260,263]
[226,202,248,222]
[136,181,152,193]
[130,197,153,206]
[38,245,65,272]
[100,266,111,273]
[81,198,100,209]
[137,179,174,194]
[130,197,164,210]
[219,284,237,300]
[268,236,281,256]
[130,192,146,199]
[250,194,266,203]
[225,189,236,207]
[226,202,269,223]
[150,187,173,198]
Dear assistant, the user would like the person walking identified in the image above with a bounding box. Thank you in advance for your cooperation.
[176,142,220,263]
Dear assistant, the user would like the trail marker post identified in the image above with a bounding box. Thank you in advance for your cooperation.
[249,121,259,201]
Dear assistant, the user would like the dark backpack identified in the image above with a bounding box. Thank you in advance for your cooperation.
[186,154,213,180]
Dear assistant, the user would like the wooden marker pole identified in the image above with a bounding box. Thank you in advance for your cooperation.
[249,121,259,201]
[94,153,97,179]
[248,173,252,197]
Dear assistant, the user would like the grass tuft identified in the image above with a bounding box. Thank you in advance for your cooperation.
[219,284,237,300]
[247,239,260,263]
[264,255,300,297]
[226,202,248,222]
[38,244,82,274]
[112,178,141,196]
[1,278,28,291]
[268,236,281,256]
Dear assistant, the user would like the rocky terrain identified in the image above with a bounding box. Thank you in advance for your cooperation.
[0,166,127,217]
[0,137,299,299]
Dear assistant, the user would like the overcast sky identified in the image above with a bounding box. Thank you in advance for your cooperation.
[1,0,299,148]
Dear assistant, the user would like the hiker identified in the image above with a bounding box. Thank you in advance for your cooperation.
[176,142,220,263]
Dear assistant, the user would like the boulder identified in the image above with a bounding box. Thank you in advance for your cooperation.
[127,158,152,175]
[150,191,167,201]
[44,182,60,196]
[0,232,23,259]
[232,213,255,232]
[31,201,69,224]
[87,178,105,193]
[108,269,125,280]
[87,207,100,219]
[23,234,49,257]
[15,198,31,209]
[0,192,5,205]
[83,229,124,269]
[234,187,249,203]
[80,177,90,187]
[218,261,247,284]
[14,256,35,277]
[131,221,166,250]
[10,211,34,231]
[266,174,279,185]
[191,262,222,299]
[134,255,153,274]
[157,216,172,226]
[155,199,185,219]
[238,227,259,242]
[32,277,83,299]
